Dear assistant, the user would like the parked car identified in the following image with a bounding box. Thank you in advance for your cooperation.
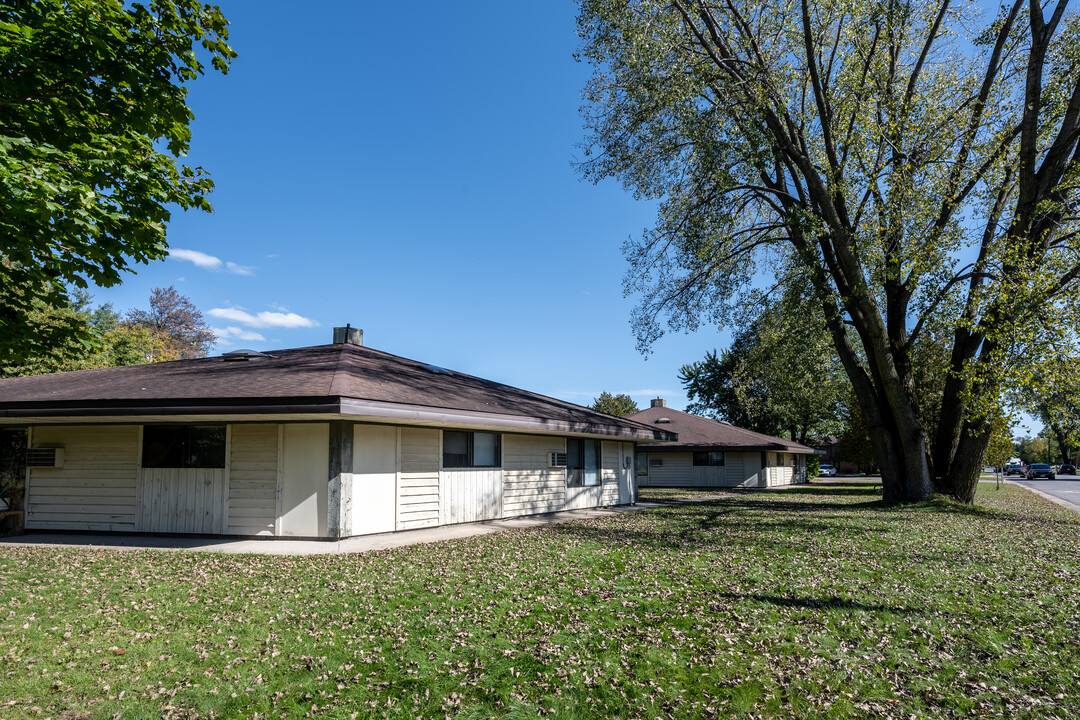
[1026,463,1056,480]
[818,464,837,477]
[1059,463,1076,475]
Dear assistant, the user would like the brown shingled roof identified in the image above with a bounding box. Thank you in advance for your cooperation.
[626,405,814,453]
[0,343,675,441]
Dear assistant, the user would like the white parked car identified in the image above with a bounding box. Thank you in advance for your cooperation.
[818,464,837,477]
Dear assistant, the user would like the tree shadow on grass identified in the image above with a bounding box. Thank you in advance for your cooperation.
[714,592,924,615]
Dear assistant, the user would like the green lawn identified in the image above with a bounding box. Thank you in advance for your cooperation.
[2,482,1079,719]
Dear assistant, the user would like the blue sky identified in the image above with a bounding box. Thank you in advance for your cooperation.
[91,0,731,412]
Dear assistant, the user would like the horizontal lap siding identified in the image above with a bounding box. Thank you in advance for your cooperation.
[642,452,692,487]
[228,424,278,535]
[691,465,726,487]
[26,426,138,531]
[398,428,439,530]
[601,441,620,505]
[502,435,565,518]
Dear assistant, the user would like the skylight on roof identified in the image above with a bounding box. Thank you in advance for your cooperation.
[422,363,453,375]
[222,349,274,362]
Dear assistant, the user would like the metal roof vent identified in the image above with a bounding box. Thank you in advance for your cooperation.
[655,417,672,424]
[333,324,363,346]
[222,349,275,362]
[422,363,453,375]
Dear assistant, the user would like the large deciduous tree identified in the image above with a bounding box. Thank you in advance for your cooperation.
[0,0,235,366]
[681,277,847,443]
[590,391,642,416]
[126,286,216,360]
[578,0,1080,502]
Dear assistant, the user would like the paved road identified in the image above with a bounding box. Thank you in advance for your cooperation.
[1011,474,1080,511]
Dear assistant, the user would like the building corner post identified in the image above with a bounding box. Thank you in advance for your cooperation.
[328,421,353,538]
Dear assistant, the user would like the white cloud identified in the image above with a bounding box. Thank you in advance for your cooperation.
[169,248,255,276]
[225,261,254,276]
[213,326,267,342]
[169,248,221,270]
[208,306,319,329]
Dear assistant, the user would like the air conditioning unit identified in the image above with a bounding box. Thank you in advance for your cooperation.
[548,452,567,468]
[26,447,64,468]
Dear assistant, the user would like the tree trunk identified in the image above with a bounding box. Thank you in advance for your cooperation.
[850,377,934,502]
[944,419,992,504]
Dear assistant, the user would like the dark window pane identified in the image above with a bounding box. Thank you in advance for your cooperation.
[566,439,583,486]
[188,426,226,468]
[636,452,648,476]
[443,431,469,468]
[142,425,225,468]
[143,426,186,468]
[693,451,725,466]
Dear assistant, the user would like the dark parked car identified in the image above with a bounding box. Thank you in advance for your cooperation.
[1026,463,1056,480]
[1059,464,1076,475]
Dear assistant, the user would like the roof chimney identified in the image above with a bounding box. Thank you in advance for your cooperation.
[333,324,363,346]
[651,398,667,408]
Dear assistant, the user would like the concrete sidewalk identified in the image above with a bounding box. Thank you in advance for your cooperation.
[0,502,665,556]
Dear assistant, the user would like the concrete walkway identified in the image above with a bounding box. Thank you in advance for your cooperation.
[0,502,665,556]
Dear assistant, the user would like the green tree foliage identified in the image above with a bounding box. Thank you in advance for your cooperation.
[0,428,26,504]
[577,0,1080,503]
[985,412,1015,468]
[680,279,846,443]
[1014,352,1080,463]
[590,392,641,417]
[0,0,235,366]
[1,287,214,377]
[835,390,877,474]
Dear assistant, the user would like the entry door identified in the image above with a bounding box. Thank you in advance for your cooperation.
[352,425,397,535]
[618,443,634,504]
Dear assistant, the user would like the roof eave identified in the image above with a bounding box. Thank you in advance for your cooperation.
[0,396,678,442]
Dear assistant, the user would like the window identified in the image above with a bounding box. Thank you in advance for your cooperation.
[142,425,225,468]
[443,431,501,468]
[566,438,601,486]
[636,452,649,476]
[693,451,725,466]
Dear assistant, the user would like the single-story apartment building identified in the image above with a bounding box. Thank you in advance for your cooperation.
[627,400,815,487]
[0,329,675,538]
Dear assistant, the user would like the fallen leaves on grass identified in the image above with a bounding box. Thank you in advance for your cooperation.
[0,483,1077,719]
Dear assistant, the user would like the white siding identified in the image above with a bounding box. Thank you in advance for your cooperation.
[600,441,620,505]
[691,465,727,486]
[26,426,138,531]
[442,468,502,524]
[136,468,226,534]
[227,424,278,536]
[279,423,329,537]
[398,427,440,530]
[351,424,397,535]
[642,452,693,487]
[502,434,565,517]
